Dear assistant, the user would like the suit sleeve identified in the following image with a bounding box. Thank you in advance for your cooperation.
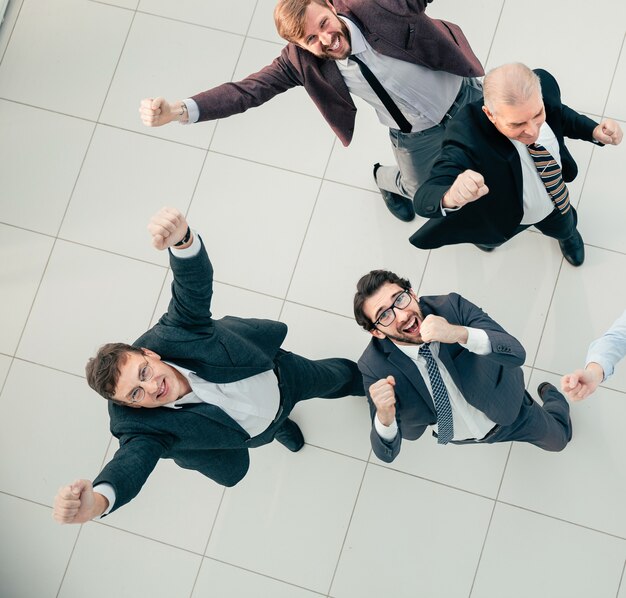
[191,51,302,123]
[413,122,479,218]
[158,237,215,332]
[449,293,526,366]
[359,361,404,463]
[93,432,173,514]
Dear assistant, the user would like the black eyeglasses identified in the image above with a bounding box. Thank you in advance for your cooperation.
[373,290,412,328]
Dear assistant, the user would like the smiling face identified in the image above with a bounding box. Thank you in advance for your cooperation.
[363,283,425,345]
[296,1,351,60]
[483,90,546,145]
[113,349,191,408]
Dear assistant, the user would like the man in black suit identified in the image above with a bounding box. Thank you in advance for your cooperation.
[353,269,571,462]
[53,207,363,524]
[411,63,622,266]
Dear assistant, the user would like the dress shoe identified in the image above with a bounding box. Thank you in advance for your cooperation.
[273,418,304,452]
[373,163,415,222]
[474,244,496,252]
[558,229,585,267]
[537,382,572,442]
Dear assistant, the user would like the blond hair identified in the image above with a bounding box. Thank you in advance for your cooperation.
[274,0,329,42]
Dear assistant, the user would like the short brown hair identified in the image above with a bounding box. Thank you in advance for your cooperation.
[354,270,412,331]
[274,0,330,42]
[85,343,145,403]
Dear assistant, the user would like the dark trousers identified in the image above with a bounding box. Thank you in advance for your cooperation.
[480,385,572,452]
[482,206,578,249]
[246,350,364,448]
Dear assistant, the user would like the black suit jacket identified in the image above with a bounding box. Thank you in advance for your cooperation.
[358,293,526,462]
[191,0,483,146]
[411,69,599,248]
[93,240,288,513]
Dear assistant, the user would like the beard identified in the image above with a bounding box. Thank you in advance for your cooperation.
[320,20,352,60]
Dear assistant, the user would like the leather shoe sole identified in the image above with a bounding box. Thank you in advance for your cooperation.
[475,244,496,253]
[273,419,304,452]
[558,229,585,267]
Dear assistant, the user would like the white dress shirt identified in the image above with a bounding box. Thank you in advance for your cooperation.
[375,327,496,442]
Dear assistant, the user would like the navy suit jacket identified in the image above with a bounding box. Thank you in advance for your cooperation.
[93,240,288,513]
[358,293,526,462]
[191,0,483,146]
[411,69,599,248]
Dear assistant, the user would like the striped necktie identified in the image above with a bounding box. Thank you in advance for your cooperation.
[418,343,454,445]
[527,143,571,214]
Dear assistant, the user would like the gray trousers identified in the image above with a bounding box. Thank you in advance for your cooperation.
[375,77,484,199]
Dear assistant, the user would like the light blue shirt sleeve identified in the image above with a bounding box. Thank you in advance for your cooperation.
[585,309,626,381]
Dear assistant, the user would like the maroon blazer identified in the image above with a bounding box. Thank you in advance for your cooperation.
[191,0,483,146]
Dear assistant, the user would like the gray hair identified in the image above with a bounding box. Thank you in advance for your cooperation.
[483,63,542,114]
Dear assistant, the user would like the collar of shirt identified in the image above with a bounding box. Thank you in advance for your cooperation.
[162,362,199,409]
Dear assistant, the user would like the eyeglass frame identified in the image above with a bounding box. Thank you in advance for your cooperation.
[372,289,413,328]
[127,361,155,404]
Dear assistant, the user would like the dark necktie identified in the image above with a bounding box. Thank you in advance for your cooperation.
[418,343,454,445]
[349,54,412,134]
[527,143,571,215]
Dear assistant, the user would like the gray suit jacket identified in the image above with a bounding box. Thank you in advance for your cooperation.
[191,0,483,146]
[358,293,526,462]
[93,240,288,513]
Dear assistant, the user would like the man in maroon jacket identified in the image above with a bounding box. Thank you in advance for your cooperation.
[139,0,483,223]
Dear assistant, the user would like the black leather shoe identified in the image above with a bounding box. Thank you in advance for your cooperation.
[558,229,585,267]
[475,244,496,252]
[373,163,415,222]
[537,382,573,442]
[274,419,304,452]
[537,381,556,399]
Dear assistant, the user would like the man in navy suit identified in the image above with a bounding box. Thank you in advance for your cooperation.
[411,63,622,266]
[53,207,363,524]
[353,269,571,462]
[139,0,484,222]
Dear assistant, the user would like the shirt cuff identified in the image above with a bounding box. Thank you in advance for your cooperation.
[374,414,398,441]
[92,483,116,519]
[585,355,612,381]
[182,98,199,124]
[460,327,491,355]
[170,230,201,258]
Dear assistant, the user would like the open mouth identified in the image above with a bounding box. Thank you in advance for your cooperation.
[156,378,167,401]
[326,34,341,53]
[403,316,420,335]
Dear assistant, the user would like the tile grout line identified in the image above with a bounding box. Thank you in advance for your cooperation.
[615,558,626,598]
[0,0,24,65]
[482,0,507,70]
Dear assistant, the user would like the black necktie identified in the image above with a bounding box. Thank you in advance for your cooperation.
[527,143,571,215]
[349,54,412,134]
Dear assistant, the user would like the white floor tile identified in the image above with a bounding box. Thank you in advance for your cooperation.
[0,354,11,388]
[486,0,625,116]
[281,301,372,460]
[99,440,223,553]
[187,153,319,297]
[377,432,511,499]
[207,442,365,593]
[535,246,626,393]
[0,225,53,356]
[0,101,94,235]
[473,502,626,598]
[193,559,321,598]
[606,46,626,121]
[100,11,243,148]
[247,0,283,44]
[419,231,562,366]
[16,242,166,375]
[59,125,204,263]
[59,523,200,598]
[577,126,626,254]
[138,0,257,34]
[0,0,132,119]
[288,181,428,317]
[0,494,79,598]
[0,360,110,504]
[97,0,139,9]
[500,370,626,538]
[331,464,493,598]
[210,37,336,177]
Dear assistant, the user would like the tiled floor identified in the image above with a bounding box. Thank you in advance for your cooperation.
[1,0,625,596]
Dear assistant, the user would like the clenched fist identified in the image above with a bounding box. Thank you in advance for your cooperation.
[53,479,108,524]
[147,207,191,250]
[419,314,468,344]
[442,169,489,209]
[370,376,397,426]
[139,97,186,127]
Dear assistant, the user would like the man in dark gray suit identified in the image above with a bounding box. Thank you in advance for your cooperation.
[53,207,363,524]
[353,269,571,463]
[139,0,484,222]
